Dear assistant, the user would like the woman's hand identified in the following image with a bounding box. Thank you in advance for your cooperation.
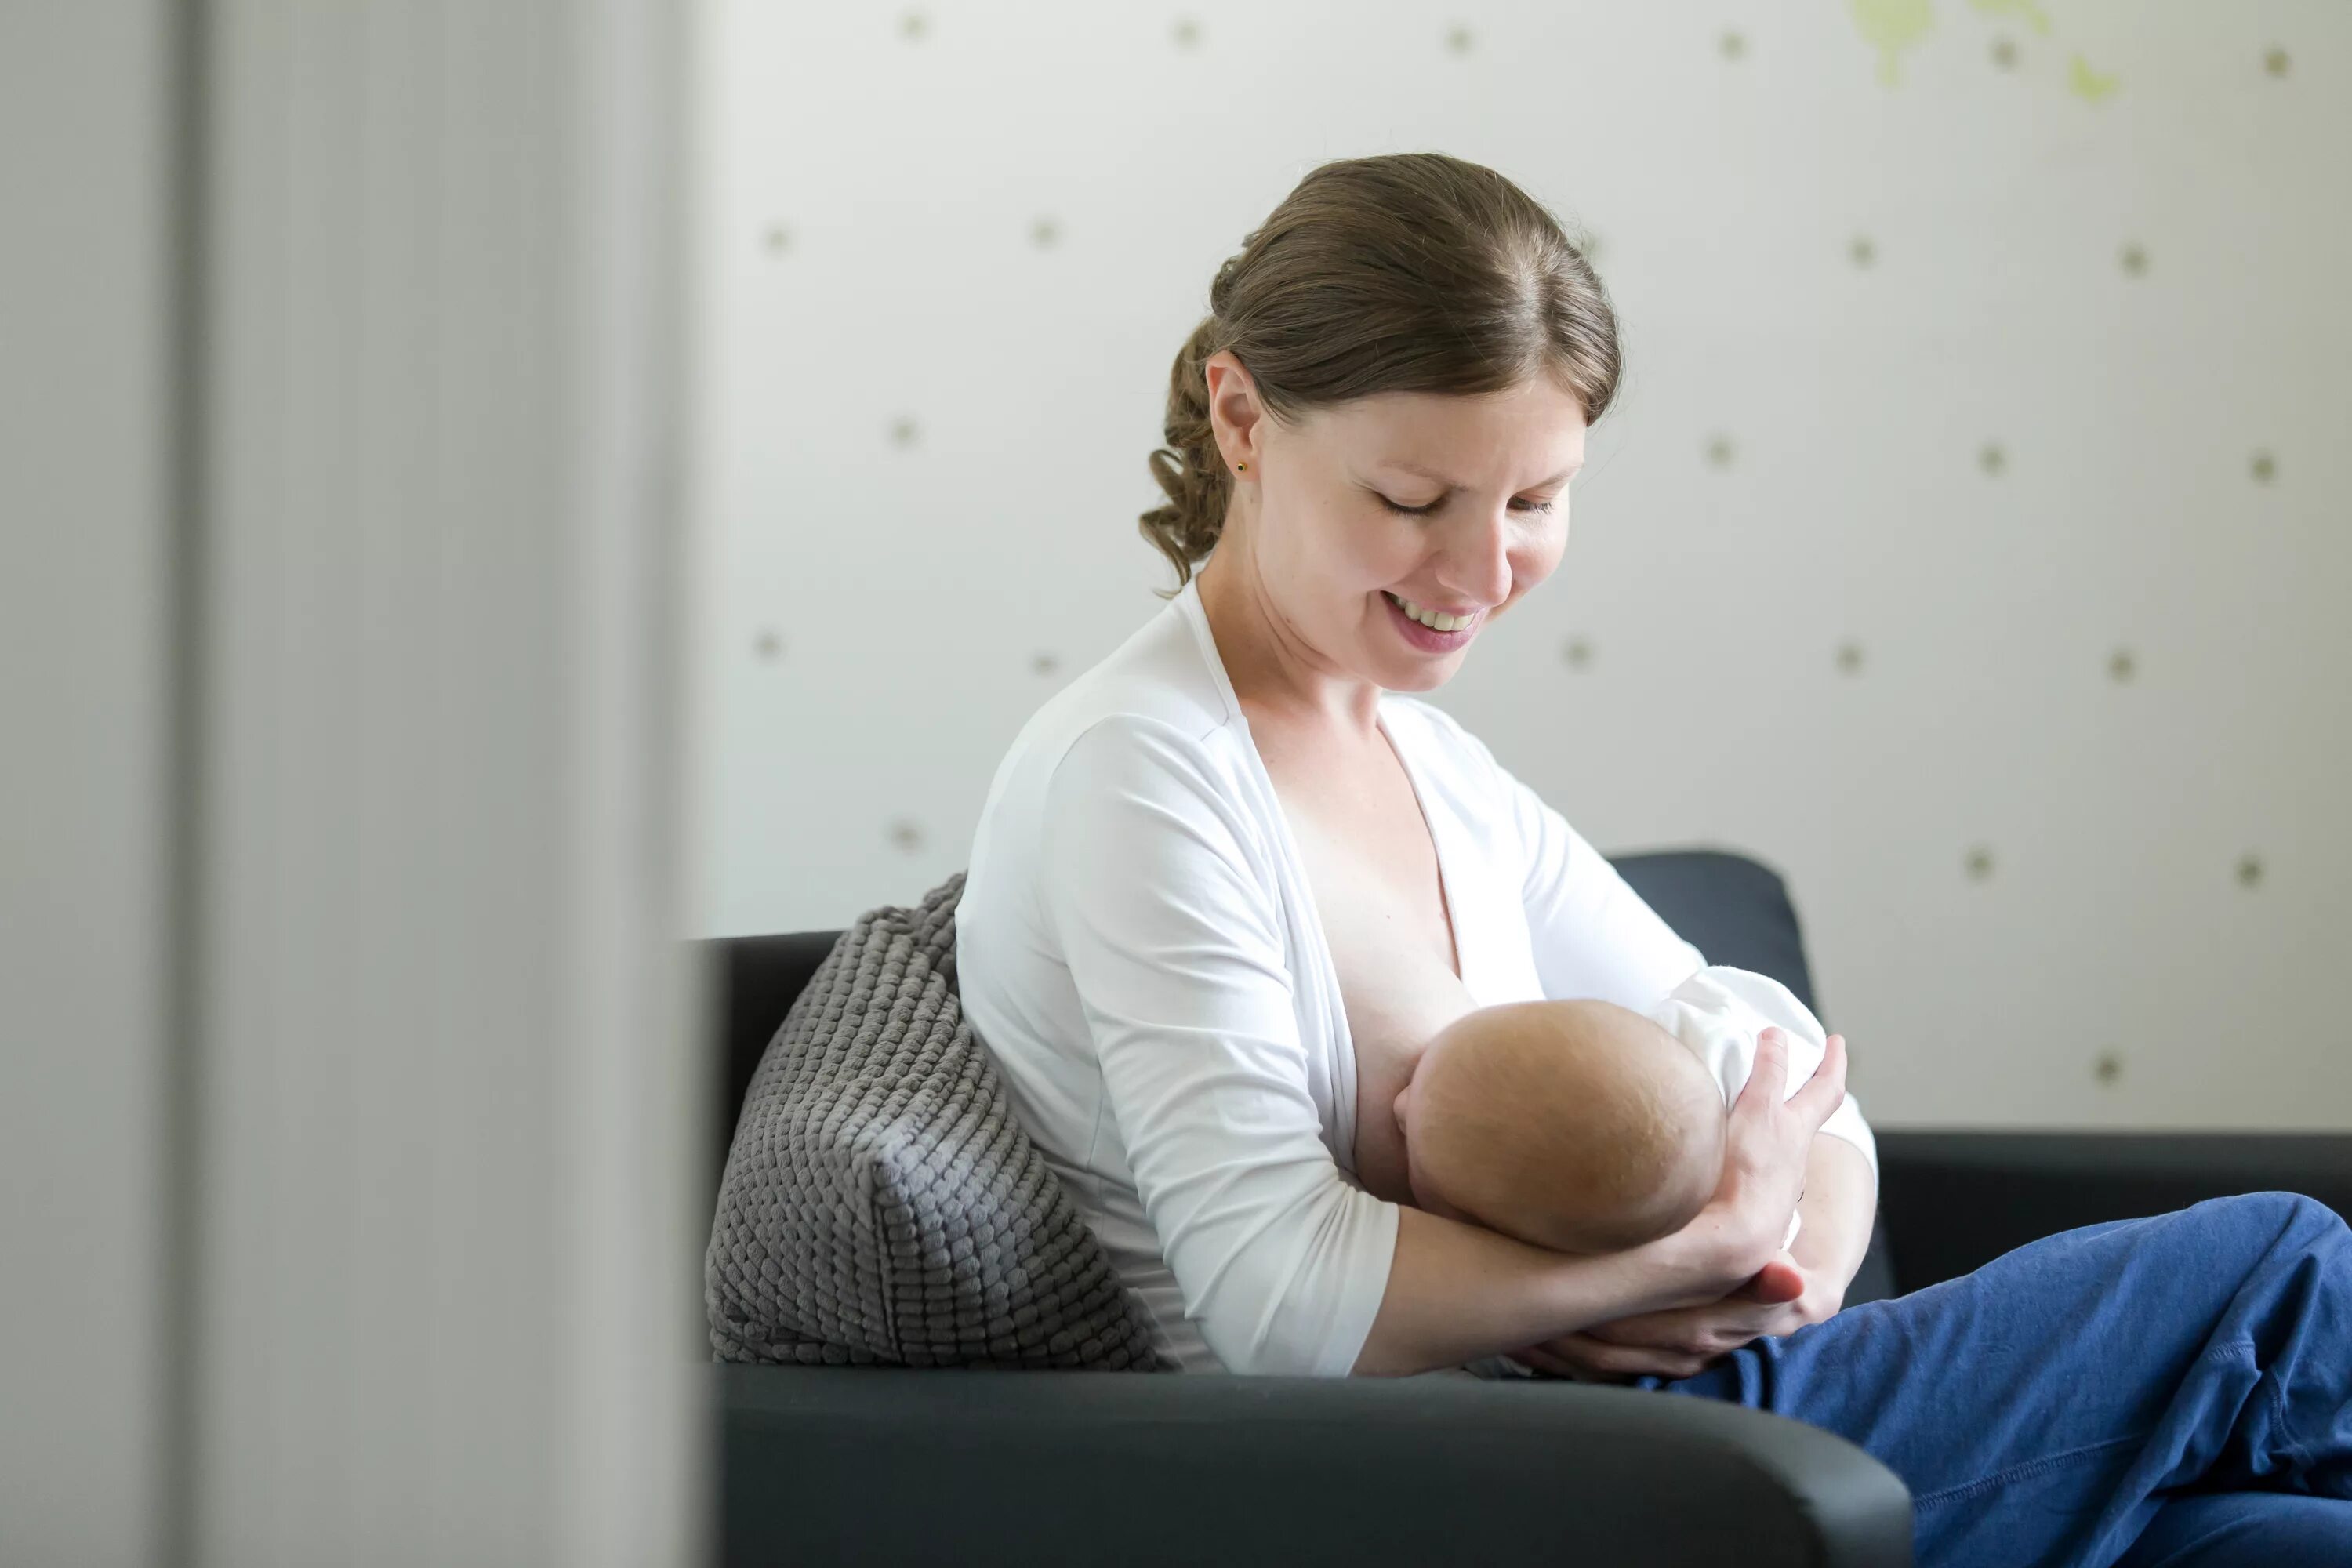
[1511,1250,1844,1381]
[1511,1026,1851,1381]
[1690,1027,1848,1280]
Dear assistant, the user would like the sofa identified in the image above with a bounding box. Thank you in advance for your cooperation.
[699,848,2352,1566]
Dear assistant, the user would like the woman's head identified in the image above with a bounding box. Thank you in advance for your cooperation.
[1141,153,1620,693]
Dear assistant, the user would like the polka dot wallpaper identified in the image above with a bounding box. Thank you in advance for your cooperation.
[694,2,2350,1129]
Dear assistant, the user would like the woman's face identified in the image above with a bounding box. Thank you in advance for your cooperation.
[1207,353,1586,694]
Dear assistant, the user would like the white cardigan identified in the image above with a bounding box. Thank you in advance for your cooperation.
[954,575,1874,1375]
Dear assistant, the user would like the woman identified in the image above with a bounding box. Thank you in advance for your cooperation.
[952,153,2352,1567]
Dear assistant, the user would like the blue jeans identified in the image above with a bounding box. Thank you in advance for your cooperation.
[1639,1192,2352,1567]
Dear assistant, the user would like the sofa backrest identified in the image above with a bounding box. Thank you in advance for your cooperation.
[691,848,1862,1298]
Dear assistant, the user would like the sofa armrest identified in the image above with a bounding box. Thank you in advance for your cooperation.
[1877,1131,2352,1294]
[716,1363,1911,1567]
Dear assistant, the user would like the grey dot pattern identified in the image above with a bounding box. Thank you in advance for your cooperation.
[706,870,1174,1370]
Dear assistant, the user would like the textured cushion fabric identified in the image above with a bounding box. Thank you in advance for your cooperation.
[706,869,1172,1370]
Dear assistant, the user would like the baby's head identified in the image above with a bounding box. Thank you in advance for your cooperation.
[1392,999,1726,1254]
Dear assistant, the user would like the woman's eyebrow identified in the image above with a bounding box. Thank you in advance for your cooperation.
[1381,460,1581,488]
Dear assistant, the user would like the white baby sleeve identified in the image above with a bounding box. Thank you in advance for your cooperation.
[1647,966,1879,1183]
[1040,714,1399,1377]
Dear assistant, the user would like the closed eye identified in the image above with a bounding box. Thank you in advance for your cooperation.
[1377,494,1558,517]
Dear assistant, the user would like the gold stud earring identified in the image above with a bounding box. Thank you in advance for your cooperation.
[1237,461,1249,472]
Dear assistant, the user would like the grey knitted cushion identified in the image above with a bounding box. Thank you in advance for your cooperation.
[706,870,1172,1370]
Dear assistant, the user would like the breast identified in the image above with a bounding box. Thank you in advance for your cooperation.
[1330,943,1476,1204]
[1287,827,1479,1205]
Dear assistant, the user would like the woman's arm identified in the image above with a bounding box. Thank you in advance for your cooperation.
[1043,716,1403,1376]
[1355,1192,1749,1376]
[1519,1072,1878,1382]
[1040,715,1813,1377]
[1483,728,1708,1010]
[1362,1025,1848,1375]
[1654,967,1881,1301]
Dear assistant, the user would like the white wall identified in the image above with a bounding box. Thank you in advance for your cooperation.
[694,1,2350,1131]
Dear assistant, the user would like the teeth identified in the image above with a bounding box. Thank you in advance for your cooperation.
[1387,591,1474,633]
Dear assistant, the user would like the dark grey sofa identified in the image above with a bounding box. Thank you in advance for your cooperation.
[700,848,2352,1567]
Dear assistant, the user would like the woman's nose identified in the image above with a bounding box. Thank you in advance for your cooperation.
[1436,510,1515,607]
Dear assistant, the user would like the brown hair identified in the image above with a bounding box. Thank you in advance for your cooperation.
[1140,152,1621,596]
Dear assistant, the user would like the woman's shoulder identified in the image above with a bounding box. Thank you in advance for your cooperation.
[993,595,1247,791]
[960,597,1277,959]
[967,592,1265,892]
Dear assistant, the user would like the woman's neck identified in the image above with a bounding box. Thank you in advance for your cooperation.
[1195,546,1385,739]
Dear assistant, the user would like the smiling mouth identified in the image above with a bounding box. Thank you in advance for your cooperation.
[1382,590,1483,633]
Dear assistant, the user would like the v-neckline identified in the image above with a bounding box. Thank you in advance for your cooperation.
[1176,578,1491,1174]
[1374,706,1465,985]
[1175,579,1469,991]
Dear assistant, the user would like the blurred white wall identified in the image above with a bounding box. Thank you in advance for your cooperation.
[1,5,172,1562]
[694,1,2351,1130]
[5,2,706,1564]
[189,3,703,1562]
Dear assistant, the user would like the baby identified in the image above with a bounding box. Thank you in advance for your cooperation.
[1391,966,1864,1259]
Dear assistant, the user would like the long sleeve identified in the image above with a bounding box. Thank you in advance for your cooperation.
[1650,967,1879,1181]
[1037,715,1399,1377]
[1487,741,1709,1011]
[1445,709,1875,1178]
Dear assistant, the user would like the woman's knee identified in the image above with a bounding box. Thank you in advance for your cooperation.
[2190,1191,2350,1266]
[2137,1190,2340,1254]
[2221,1189,2345,1236]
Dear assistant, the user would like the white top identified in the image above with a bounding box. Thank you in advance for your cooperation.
[954,575,1875,1376]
